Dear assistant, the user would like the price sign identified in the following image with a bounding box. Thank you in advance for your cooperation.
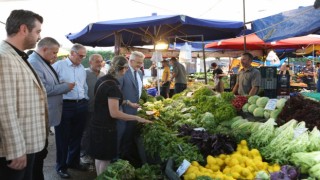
[264,99,278,110]
[176,159,191,177]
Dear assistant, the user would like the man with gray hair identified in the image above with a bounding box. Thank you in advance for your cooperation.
[28,37,75,180]
[117,51,145,166]
[81,54,105,165]
[53,43,89,178]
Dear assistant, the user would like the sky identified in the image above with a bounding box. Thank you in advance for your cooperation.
[0,0,315,50]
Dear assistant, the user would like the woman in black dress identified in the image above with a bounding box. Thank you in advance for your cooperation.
[88,56,152,176]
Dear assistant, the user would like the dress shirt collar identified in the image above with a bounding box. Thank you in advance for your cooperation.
[5,41,28,61]
[66,58,79,67]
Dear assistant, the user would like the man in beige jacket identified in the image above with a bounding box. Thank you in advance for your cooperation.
[0,9,48,180]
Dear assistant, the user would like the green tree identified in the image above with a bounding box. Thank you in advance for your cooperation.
[81,50,114,68]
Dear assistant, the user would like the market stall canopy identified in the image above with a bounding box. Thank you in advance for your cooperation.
[252,5,320,42]
[205,34,267,50]
[65,14,244,47]
[205,34,320,50]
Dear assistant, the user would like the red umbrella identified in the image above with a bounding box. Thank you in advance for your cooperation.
[205,34,269,50]
[270,35,320,48]
[205,34,320,50]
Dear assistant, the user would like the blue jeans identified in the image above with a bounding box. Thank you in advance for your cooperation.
[55,100,88,171]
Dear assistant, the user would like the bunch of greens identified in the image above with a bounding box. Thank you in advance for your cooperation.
[135,164,164,180]
[96,159,135,180]
[142,121,203,165]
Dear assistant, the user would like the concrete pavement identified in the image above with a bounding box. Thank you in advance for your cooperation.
[44,130,97,180]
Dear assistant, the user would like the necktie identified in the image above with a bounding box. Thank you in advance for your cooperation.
[134,70,138,84]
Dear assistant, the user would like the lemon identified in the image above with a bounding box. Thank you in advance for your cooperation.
[231,164,243,172]
[219,154,227,160]
[206,155,216,165]
[211,165,220,172]
[216,158,224,166]
[240,148,249,156]
[273,164,281,171]
[191,161,200,167]
[228,158,239,167]
[186,166,199,174]
[240,140,247,146]
[188,173,196,180]
[223,167,231,174]
[231,172,241,179]
[241,168,251,177]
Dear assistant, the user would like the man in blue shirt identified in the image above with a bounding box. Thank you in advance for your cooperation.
[52,43,89,178]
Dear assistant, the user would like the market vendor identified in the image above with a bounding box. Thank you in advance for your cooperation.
[301,59,315,90]
[160,59,170,98]
[232,52,261,96]
[278,64,294,81]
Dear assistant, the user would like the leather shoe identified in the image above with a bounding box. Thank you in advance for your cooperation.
[68,163,88,171]
[57,170,70,179]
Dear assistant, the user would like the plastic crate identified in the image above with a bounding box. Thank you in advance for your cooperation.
[147,87,157,97]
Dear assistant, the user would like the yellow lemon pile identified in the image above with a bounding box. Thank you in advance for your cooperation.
[183,140,280,180]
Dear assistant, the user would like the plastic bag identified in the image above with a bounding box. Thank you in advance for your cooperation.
[179,42,192,63]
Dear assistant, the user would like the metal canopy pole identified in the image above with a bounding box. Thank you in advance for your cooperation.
[243,0,247,52]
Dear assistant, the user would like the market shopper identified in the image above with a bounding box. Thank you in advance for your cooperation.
[160,59,171,98]
[316,62,320,92]
[0,9,48,180]
[232,52,261,96]
[301,59,316,90]
[170,57,187,94]
[28,37,74,180]
[211,62,225,93]
[81,54,105,165]
[88,55,152,176]
[150,61,157,82]
[117,51,145,166]
[52,43,89,178]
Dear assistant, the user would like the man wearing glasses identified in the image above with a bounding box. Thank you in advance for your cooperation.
[52,43,89,178]
[117,51,145,166]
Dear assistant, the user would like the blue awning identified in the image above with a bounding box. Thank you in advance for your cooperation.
[252,6,320,42]
[66,14,244,47]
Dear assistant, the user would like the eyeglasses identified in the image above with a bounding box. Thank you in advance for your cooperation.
[74,51,86,59]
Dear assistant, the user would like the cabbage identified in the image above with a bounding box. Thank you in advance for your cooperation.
[256,171,270,180]
[270,109,281,119]
[242,103,250,112]
[264,110,270,119]
[309,163,320,179]
[256,97,270,108]
[290,151,320,174]
[276,98,287,109]
[248,95,259,104]
[248,104,258,114]
[253,107,265,117]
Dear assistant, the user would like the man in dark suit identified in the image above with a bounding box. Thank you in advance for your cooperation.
[117,51,145,166]
[28,37,74,179]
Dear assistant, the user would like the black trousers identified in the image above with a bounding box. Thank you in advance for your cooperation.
[0,153,35,180]
[174,83,187,94]
[32,138,48,180]
[55,100,88,171]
